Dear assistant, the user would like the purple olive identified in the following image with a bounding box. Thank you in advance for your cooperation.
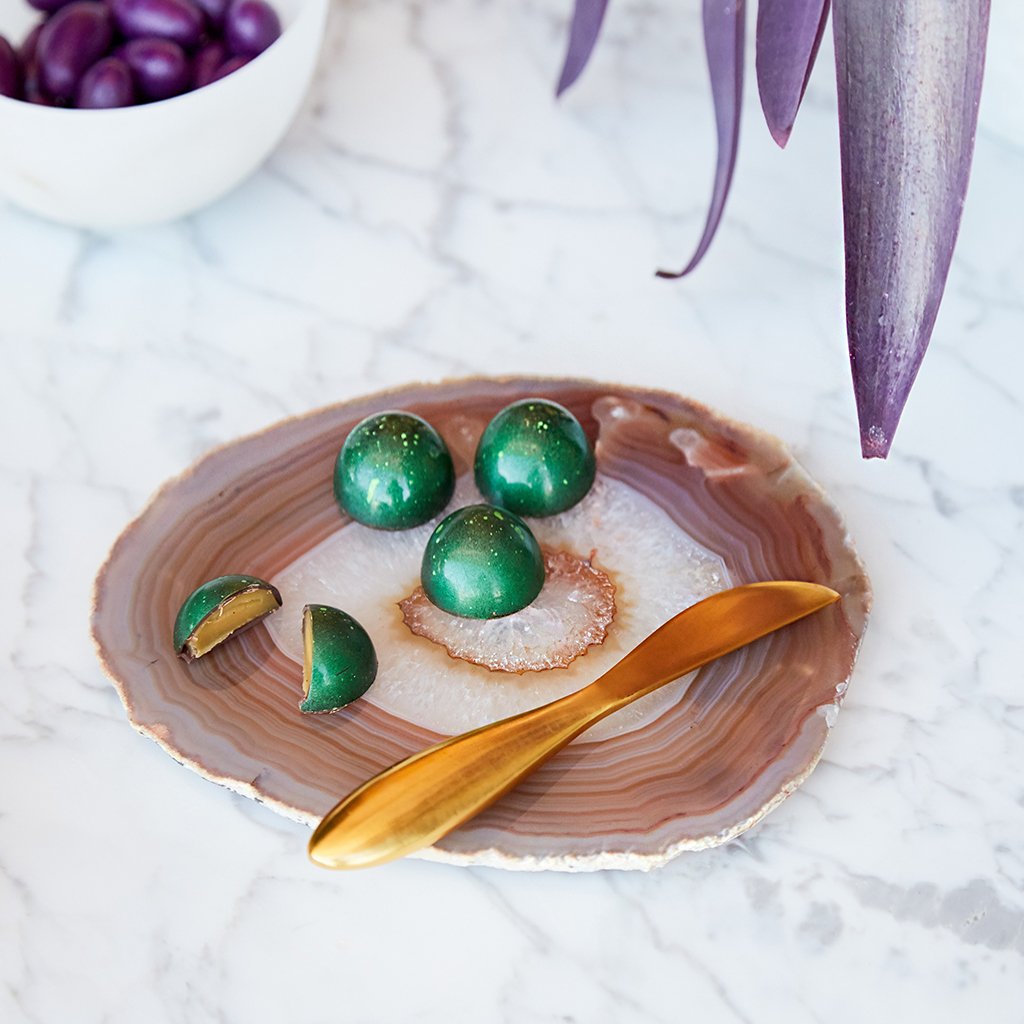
[120,37,191,100]
[37,2,113,100]
[22,59,47,104]
[24,57,57,104]
[76,56,134,107]
[209,52,249,83]
[110,0,205,49]
[27,0,78,13]
[19,24,44,66]
[0,36,21,99]
[193,0,229,28]
[191,39,226,88]
[18,27,50,104]
[224,0,280,57]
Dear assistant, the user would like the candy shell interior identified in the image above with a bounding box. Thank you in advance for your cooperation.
[91,378,870,871]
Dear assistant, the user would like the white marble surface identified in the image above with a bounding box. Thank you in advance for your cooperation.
[2,0,1023,1020]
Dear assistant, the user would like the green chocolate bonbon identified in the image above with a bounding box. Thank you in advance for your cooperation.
[300,604,378,713]
[421,504,545,619]
[474,398,596,518]
[334,411,455,530]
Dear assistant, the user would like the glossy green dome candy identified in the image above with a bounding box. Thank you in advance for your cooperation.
[300,604,378,714]
[474,398,596,517]
[421,504,545,619]
[334,411,455,530]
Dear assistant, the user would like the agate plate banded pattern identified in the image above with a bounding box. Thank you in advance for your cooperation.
[92,378,870,871]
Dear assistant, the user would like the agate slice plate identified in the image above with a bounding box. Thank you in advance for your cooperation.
[92,378,871,871]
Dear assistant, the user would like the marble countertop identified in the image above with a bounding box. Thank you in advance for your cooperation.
[2,0,1022,1020]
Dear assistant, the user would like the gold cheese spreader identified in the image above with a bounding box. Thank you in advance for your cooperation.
[308,580,840,870]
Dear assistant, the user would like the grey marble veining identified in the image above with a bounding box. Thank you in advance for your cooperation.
[1,0,1023,1021]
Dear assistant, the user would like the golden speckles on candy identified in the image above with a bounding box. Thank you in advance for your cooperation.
[334,411,455,530]
[475,398,596,517]
[420,504,545,619]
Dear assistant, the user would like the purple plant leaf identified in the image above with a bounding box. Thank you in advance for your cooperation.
[657,0,745,279]
[556,0,610,97]
[755,0,829,147]
[833,0,991,458]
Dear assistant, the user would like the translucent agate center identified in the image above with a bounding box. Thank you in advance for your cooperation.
[266,475,729,741]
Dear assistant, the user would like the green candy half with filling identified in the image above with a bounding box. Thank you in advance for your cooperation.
[173,574,282,661]
[300,604,378,713]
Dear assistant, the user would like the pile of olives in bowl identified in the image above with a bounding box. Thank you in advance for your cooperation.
[0,0,281,107]
[0,0,326,226]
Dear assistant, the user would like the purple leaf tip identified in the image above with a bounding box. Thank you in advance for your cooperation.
[756,0,830,149]
[658,0,746,278]
[556,0,610,97]
[834,0,991,459]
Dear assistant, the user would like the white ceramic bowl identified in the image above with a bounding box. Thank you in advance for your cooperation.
[0,0,327,228]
